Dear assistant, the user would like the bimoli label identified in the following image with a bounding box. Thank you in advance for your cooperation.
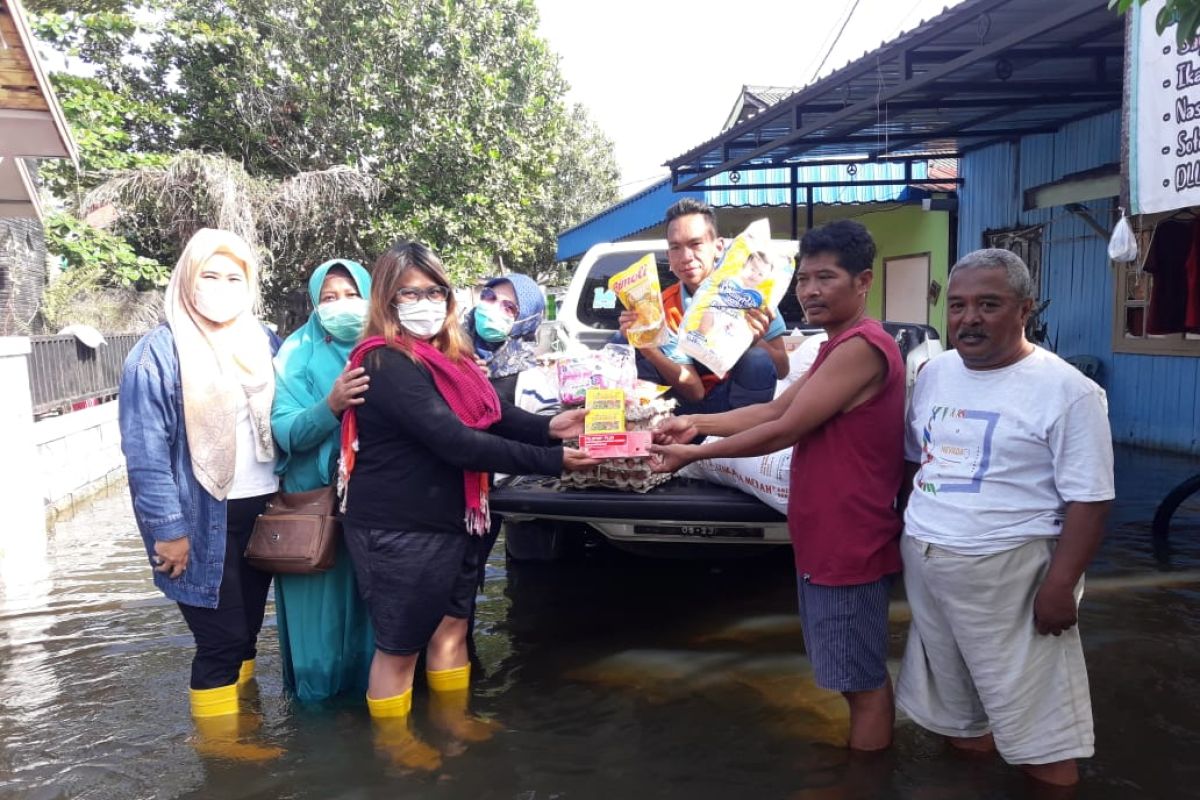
[580,431,652,459]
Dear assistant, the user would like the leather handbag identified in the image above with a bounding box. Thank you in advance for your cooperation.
[244,486,339,574]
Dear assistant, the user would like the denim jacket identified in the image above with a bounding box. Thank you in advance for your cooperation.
[119,324,280,608]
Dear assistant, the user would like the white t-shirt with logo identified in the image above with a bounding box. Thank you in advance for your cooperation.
[903,346,1114,556]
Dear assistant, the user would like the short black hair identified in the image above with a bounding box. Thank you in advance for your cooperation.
[665,198,718,238]
[799,220,876,275]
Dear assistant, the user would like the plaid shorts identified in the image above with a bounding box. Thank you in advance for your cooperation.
[796,574,894,693]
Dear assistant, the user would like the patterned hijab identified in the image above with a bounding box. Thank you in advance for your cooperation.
[163,228,275,500]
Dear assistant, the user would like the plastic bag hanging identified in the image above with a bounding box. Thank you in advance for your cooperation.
[1108,209,1138,262]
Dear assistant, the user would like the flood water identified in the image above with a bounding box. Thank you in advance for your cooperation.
[1,445,1198,799]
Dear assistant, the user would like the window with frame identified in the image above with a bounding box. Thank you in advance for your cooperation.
[984,225,1044,293]
[985,225,1046,343]
[1113,212,1200,356]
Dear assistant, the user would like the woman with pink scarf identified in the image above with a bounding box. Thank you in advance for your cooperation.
[337,241,594,768]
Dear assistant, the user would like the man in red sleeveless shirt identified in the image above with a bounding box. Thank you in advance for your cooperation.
[653,220,905,751]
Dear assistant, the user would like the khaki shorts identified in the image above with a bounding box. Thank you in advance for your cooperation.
[896,535,1094,765]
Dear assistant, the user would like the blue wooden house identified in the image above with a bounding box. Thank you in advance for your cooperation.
[663,0,1199,455]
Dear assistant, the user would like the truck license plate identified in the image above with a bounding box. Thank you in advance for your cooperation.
[632,525,765,539]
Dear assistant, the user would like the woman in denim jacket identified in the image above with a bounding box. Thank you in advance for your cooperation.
[119,228,281,759]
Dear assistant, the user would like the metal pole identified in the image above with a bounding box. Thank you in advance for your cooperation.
[790,165,799,241]
[806,187,815,231]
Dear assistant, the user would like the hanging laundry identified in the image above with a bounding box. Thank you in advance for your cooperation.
[1145,220,1191,335]
[1186,216,1200,333]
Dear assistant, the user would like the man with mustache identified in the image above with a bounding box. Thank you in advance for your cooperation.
[652,220,905,751]
[617,198,789,414]
[897,249,1114,790]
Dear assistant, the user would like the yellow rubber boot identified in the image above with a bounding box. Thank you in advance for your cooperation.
[367,690,441,772]
[190,684,239,718]
[237,659,255,686]
[189,683,283,763]
[427,665,500,743]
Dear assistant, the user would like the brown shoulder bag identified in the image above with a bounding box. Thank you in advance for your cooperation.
[244,486,339,574]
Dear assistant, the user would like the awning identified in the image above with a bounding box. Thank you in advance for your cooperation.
[1,0,80,219]
[666,0,1123,190]
[556,160,950,261]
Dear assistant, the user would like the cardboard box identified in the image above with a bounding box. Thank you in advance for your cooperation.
[580,430,653,459]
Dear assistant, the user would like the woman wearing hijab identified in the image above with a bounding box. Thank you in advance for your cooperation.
[271,259,374,703]
[119,228,281,759]
[337,241,595,768]
[465,273,545,403]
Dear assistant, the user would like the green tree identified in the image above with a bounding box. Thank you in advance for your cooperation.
[28,0,618,298]
[1112,0,1200,47]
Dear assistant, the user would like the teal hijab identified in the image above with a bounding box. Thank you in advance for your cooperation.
[272,259,371,490]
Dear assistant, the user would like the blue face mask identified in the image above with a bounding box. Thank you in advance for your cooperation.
[316,297,367,342]
[474,303,514,343]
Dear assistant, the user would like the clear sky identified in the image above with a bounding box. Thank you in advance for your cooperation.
[535,0,967,196]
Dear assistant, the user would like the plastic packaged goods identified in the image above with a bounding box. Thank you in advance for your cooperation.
[678,219,796,377]
[557,344,637,406]
[609,253,668,348]
[1108,211,1138,263]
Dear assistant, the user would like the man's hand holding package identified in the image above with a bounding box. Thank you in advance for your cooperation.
[653,415,698,446]
[745,307,772,344]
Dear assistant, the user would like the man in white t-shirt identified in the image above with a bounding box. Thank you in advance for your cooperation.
[897,249,1114,790]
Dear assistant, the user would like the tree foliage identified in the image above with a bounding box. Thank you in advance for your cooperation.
[27,0,618,303]
[42,212,169,289]
[1112,0,1200,46]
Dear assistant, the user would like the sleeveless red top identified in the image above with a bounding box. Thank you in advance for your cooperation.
[787,318,904,585]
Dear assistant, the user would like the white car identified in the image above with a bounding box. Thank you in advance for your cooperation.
[492,240,944,560]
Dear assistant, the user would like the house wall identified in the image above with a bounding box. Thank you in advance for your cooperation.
[856,204,951,338]
[0,337,46,559]
[0,218,48,335]
[958,110,1200,454]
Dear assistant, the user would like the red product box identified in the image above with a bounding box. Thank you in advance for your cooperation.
[580,430,653,459]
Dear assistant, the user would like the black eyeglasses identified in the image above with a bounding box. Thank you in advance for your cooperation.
[480,287,519,318]
[395,285,450,304]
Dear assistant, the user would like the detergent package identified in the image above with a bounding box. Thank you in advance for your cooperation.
[608,253,668,348]
[678,219,795,377]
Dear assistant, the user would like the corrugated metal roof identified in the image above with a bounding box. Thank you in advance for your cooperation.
[668,0,1122,189]
[557,159,948,260]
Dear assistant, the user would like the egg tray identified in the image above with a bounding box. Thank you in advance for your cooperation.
[560,397,676,493]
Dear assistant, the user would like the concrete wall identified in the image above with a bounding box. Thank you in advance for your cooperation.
[33,399,125,519]
[0,336,46,567]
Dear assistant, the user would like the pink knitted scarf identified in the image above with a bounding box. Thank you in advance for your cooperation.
[339,336,501,534]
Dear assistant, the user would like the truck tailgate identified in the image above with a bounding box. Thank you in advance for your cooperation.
[490,476,786,524]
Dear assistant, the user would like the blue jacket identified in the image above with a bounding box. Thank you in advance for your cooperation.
[119,324,280,608]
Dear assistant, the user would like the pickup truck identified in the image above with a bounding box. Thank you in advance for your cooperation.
[491,240,943,560]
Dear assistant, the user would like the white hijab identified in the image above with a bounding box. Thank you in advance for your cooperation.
[163,228,275,500]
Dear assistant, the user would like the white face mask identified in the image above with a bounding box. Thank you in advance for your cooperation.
[194,280,249,324]
[394,298,447,338]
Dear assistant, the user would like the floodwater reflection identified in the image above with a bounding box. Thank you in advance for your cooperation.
[0,445,1197,799]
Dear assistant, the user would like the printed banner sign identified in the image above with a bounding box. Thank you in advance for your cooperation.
[1130,2,1200,214]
